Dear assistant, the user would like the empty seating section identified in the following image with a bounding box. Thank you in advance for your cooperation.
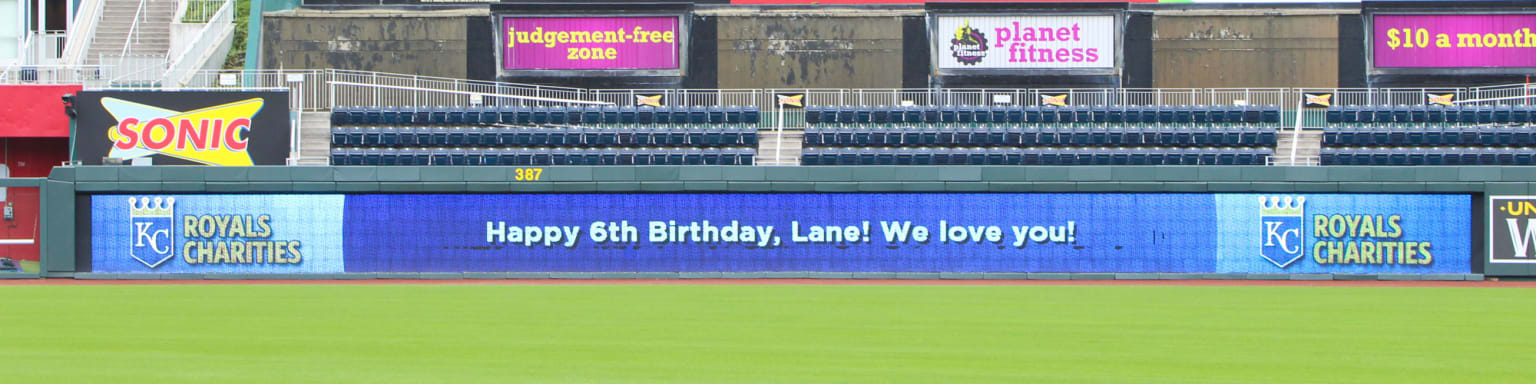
[802,104,1281,165]
[1321,104,1536,165]
[329,105,760,165]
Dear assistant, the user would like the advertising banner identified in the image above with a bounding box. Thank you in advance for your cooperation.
[1489,196,1536,264]
[71,91,292,166]
[1372,14,1536,69]
[935,15,1116,70]
[90,193,1472,274]
[501,16,681,71]
[89,195,346,273]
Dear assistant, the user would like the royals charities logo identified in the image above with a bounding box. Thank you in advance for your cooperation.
[950,21,988,65]
[1260,195,1306,268]
[129,196,176,269]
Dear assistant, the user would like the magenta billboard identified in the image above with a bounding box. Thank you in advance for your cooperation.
[1372,14,1536,69]
[501,16,682,71]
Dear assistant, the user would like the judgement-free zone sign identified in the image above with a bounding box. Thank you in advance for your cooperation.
[936,15,1116,70]
[501,16,681,70]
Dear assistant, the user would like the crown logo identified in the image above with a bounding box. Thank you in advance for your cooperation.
[1259,195,1304,216]
[129,196,175,217]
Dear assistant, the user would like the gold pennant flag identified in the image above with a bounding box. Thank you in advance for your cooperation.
[776,93,805,108]
[1426,93,1455,106]
[1040,94,1069,107]
[1304,93,1333,108]
[635,94,664,107]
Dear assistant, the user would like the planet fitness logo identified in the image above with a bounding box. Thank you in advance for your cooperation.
[950,21,988,65]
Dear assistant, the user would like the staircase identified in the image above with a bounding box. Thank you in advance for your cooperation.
[86,0,177,65]
[757,129,803,166]
[298,112,332,165]
[1274,128,1323,166]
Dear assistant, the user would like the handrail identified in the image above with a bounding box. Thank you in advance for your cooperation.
[329,80,614,106]
[163,0,233,87]
[119,0,149,65]
[60,0,107,65]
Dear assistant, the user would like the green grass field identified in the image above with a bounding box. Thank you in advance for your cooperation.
[2,284,1531,383]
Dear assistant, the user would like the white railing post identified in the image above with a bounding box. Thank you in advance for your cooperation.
[1289,96,1304,166]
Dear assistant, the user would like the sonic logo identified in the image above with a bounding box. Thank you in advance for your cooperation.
[635,94,664,107]
[776,93,805,108]
[1040,94,1069,107]
[1427,93,1455,106]
[1304,93,1332,107]
[129,196,176,269]
[102,97,265,166]
[1260,195,1306,268]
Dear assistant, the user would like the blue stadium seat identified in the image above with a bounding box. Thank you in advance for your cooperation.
[462,106,483,125]
[744,107,761,124]
[1513,105,1532,124]
[330,127,349,147]
[708,106,725,124]
[614,148,636,166]
[858,106,875,124]
[871,147,894,165]
[1372,105,1393,123]
[627,148,651,166]
[725,106,744,124]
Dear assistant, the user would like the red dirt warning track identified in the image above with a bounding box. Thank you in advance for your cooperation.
[1,279,1534,287]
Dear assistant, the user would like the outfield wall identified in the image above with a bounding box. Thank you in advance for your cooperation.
[29,165,1536,279]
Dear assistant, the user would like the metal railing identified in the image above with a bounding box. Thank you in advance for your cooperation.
[99,54,169,87]
[20,31,68,65]
[163,0,234,87]
[178,0,226,23]
[60,0,107,65]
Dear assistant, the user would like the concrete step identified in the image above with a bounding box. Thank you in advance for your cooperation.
[756,129,802,165]
[297,112,332,165]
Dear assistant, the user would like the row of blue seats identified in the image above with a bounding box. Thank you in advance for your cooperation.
[803,147,1273,166]
[332,105,761,126]
[805,105,1282,125]
[1321,147,1536,166]
[331,126,758,148]
[805,125,1276,147]
[331,147,756,166]
[1326,104,1534,124]
[1322,125,1536,147]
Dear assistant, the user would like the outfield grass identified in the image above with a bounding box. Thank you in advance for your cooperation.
[1,284,1531,383]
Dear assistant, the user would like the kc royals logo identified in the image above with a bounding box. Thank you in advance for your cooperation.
[1260,195,1306,268]
[129,196,176,268]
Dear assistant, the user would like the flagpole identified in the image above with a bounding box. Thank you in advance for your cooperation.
[776,98,784,165]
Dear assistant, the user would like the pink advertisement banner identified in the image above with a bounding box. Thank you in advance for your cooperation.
[502,16,681,71]
[1372,14,1536,69]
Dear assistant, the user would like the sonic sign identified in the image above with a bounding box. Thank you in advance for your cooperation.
[73,91,292,166]
[934,15,1117,71]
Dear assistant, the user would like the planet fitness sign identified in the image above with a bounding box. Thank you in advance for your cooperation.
[1373,14,1536,69]
[935,15,1116,70]
[501,16,681,71]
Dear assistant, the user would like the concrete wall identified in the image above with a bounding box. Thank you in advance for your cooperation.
[710,7,915,89]
[261,9,482,78]
[1152,12,1342,89]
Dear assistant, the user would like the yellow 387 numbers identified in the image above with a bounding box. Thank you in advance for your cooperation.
[513,168,544,181]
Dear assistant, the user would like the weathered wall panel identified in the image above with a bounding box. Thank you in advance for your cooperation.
[716,15,906,89]
[262,10,477,78]
[1153,14,1339,89]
